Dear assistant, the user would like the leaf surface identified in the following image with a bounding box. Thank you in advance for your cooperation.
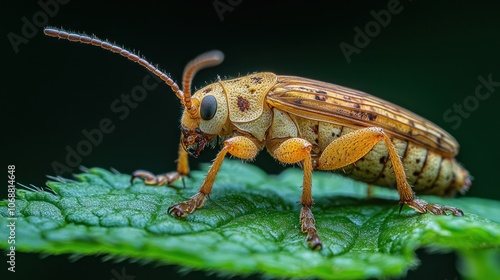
[1,160,499,279]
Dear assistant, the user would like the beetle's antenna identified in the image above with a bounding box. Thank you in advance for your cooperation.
[182,50,224,116]
[43,27,185,102]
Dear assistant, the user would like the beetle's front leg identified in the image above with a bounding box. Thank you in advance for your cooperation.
[318,127,463,216]
[272,138,322,250]
[131,140,190,186]
[168,136,259,217]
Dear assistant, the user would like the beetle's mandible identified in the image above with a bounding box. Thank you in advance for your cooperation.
[44,27,471,250]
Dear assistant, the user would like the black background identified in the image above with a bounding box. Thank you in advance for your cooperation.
[3,0,500,279]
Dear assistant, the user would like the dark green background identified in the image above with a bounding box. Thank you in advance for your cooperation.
[3,0,499,279]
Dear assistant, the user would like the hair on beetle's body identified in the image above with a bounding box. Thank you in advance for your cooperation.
[44,27,471,250]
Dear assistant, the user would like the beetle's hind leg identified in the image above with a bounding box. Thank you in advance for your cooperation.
[317,127,464,217]
[131,141,190,187]
[405,198,464,216]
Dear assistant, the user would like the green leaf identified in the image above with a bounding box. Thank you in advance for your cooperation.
[1,160,499,279]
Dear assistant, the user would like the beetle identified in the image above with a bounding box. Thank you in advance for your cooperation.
[44,27,471,250]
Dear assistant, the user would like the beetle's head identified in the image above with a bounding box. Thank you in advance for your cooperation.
[179,123,211,157]
[176,51,229,157]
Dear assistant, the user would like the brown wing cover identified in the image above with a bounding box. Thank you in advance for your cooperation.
[267,76,459,157]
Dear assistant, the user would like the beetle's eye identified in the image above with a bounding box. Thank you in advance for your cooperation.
[200,95,217,120]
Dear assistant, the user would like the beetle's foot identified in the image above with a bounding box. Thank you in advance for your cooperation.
[404,198,464,217]
[131,170,184,186]
[300,206,323,250]
[168,192,207,217]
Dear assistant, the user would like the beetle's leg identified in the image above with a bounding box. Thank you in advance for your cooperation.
[318,127,463,216]
[131,138,190,186]
[404,198,463,216]
[168,136,259,217]
[273,138,322,250]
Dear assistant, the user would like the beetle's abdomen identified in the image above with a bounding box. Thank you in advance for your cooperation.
[291,117,470,196]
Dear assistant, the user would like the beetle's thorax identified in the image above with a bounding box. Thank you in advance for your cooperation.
[181,73,278,153]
